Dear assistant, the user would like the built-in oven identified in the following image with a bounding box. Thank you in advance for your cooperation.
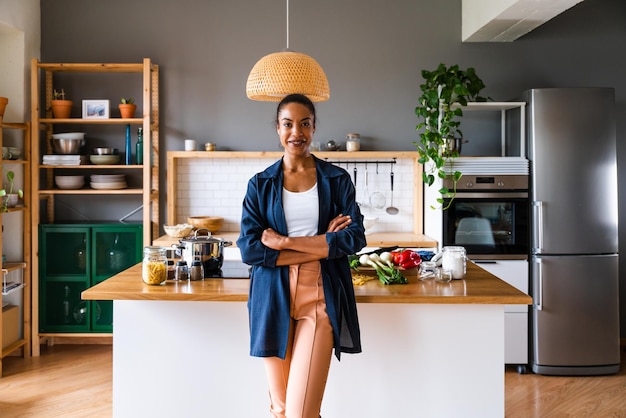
[442,174,529,260]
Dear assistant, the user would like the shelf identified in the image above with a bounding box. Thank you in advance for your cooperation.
[0,119,31,374]
[40,164,144,169]
[39,118,143,125]
[31,59,159,354]
[2,263,26,295]
[39,188,144,195]
[37,63,145,73]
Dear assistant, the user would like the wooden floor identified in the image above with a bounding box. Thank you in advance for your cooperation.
[1,344,625,417]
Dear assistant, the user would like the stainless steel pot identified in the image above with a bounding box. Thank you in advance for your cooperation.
[174,229,232,275]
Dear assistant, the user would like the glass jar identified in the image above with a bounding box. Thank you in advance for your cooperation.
[142,246,168,285]
[418,261,438,280]
[442,246,466,279]
[346,133,361,152]
[190,260,204,281]
[167,259,176,280]
[175,260,189,281]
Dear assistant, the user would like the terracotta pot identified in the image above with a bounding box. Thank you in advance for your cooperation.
[51,100,72,118]
[119,103,137,118]
[0,97,8,118]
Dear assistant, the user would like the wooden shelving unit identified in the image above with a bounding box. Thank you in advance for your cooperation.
[0,120,31,376]
[30,59,159,355]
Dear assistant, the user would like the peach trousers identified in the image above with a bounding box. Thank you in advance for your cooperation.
[263,261,334,418]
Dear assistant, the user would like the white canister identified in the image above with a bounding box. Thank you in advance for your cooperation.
[441,246,466,279]
[346,133,360,152]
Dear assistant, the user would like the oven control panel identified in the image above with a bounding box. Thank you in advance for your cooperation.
[446,175,528,191]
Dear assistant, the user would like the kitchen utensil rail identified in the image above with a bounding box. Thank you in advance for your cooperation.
[324,158,396,166]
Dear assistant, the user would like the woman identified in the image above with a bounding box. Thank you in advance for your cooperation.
[237,93,366,418]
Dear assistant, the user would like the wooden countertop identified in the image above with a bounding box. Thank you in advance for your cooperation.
[82,262,531,305]
[152,232,438,249]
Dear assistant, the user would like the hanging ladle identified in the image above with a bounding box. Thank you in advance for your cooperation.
[386,169,399,215]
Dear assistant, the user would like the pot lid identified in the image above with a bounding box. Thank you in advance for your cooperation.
[179,228,228,244]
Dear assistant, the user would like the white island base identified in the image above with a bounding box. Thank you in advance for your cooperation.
[113,300,504,418]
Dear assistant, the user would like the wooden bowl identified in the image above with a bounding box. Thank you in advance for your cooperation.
[187,216,224,233]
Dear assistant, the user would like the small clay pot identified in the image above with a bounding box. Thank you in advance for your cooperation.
[119,103,137,118]
[51,100,73,118]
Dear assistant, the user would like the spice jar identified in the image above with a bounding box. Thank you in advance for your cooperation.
[142,246,168,285]
[346,133,361,152]
[167,259,175,280]
[175,260,189,281]
[190,260,204,281]
[441,246,466,279]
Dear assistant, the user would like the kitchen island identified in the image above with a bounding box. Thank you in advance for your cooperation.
[82,261,530,418]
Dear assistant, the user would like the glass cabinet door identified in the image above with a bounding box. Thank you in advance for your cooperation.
[91,225,142,332]
[39,225,91,332]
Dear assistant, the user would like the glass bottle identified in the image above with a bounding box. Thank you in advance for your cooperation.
[135,127,143,165]
[76,236,87,273]
[141,246,167,285]
[108,233,125,273]
[125,124,132,165]
[441,246,467,279]
[63,285,71,324]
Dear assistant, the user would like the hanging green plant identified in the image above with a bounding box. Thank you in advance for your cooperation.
[414,63,489,209]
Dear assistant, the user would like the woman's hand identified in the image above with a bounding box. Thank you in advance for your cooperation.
[327,214,351,233]
[261,228,287,250]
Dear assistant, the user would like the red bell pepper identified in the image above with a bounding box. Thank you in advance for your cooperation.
[397,249,421,269]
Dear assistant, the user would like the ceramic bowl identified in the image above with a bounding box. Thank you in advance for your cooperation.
[55,175,85,190]
[363,217,378,232]
[90,154,121,165]
[163,224,195,238]
[7,147,21,159]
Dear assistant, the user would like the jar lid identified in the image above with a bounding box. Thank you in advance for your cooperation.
[346,133,360,139]
[144,245,166,254]
[176,260,188,266]
[191,260,202,266]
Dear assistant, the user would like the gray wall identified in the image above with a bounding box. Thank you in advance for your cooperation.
[40,0,626,336]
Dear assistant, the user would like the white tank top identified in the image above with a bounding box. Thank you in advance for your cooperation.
[283,183,319,237]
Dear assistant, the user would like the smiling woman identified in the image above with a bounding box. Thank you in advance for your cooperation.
[237,93,367,417]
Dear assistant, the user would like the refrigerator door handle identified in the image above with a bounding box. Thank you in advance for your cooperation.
[535,258,543,311]
[533,200,544,252]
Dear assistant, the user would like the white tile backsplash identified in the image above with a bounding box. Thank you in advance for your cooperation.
[175,157,417,233]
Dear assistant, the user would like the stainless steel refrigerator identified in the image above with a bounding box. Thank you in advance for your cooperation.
[524,88,620,376]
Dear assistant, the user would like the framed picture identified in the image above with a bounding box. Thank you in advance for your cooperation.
[82,100,110,119]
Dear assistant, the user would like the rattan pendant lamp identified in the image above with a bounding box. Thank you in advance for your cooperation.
[246,0,330,102]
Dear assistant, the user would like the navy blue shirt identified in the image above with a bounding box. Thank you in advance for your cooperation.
[237,156,366,360]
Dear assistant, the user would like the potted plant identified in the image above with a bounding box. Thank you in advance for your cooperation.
[119,97,137,118]
[0,96,8,119]
[51,89,73,119]
[0,170,24,212]
[414,63,489,209]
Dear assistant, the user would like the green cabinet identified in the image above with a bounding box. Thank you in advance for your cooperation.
[39,223,142,333]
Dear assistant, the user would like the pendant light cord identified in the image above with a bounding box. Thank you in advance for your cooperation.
[286,0,290,50]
